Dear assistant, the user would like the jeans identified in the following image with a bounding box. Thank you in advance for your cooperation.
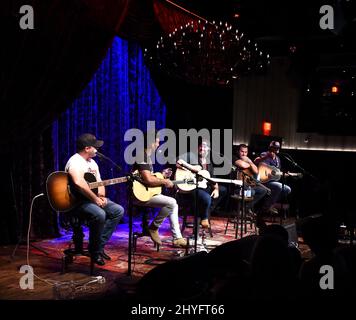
[250,186,268,210]
[262,181,291,210]
[176,188,212,220]
[78,199,124,256]
[133,194,182,240]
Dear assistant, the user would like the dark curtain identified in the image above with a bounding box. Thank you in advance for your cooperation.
[0,0,160,244]
[1,0,131,148]
[53,37,166,218]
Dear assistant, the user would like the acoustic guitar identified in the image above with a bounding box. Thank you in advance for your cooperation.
[131,170,194,202]
[46,171,129,212]
[257,163,303,183]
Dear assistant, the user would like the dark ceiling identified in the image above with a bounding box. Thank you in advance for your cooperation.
[171,0,356,59]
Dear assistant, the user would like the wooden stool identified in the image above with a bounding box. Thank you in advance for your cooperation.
[225,194,255,238]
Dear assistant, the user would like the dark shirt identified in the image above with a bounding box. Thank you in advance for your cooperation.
[132,151,153,173]
[260,152,281,169]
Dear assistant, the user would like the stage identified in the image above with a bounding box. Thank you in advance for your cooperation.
[0,214,309,300]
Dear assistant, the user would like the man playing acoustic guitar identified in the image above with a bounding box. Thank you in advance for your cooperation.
[176,140,228,229]
[65,133,125,266]
[254,141,292,218]
[131,131,187,248]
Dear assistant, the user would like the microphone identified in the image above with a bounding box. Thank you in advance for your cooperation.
[96,151,107,159]
[96,151,122,171]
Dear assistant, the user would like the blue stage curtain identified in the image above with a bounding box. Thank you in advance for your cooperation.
[52,36,166,209]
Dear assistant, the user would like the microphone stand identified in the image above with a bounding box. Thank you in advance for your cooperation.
[96,152,139,275]
[127,174,134,276]
[279,153,318,182]
[279,152,317,222]
[280,169,287,221]
[235,169,271,237]
[193,172,199,254]
[238,170,246,239]
[192,170,216,253]
[96,151,122,172]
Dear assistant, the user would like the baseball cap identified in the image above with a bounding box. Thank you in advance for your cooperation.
[76,133,104,150]
[269,141,281,149]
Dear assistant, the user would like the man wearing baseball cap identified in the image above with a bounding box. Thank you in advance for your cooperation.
[65,133,124,265]
[254,140,291,228]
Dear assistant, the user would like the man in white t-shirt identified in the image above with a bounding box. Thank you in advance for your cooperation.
[65,133,124,265]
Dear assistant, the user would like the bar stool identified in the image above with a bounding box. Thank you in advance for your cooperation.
[132,205,160,252]
[61,213,95,275]
[271,203,290,224]
[225,194,255,238]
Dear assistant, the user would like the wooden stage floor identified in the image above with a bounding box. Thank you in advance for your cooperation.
[0,215,308,300]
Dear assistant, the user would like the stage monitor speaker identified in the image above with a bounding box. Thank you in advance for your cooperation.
[136,251,209,302]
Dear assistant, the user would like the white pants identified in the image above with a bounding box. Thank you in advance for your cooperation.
[133,194,182,240]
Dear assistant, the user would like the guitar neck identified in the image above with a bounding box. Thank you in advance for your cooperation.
[210,178,242,186]
[89,177,128,189]
[171,179,188,184]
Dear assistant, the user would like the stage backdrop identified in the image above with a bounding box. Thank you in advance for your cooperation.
[52,36,166,223]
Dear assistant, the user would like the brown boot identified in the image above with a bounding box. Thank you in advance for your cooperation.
[200,219,210,229]
[148,226,162,246]
[172,238,188,248]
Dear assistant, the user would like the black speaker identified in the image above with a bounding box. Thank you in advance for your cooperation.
[136,251,209,301]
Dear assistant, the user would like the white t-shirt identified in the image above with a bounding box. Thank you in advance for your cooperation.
[65,153,102,181]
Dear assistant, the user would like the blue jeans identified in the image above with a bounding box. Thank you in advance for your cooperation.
[78,199,124,256]
[262,181,291,210]
[250,186,268,210]
[177,188,212,220]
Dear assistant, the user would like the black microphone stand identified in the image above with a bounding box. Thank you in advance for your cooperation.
[280,169,287,221]
[279,152,317,221]
[126,174,134,276]
[193,172,199,254]
[96,151,122,172]
[280,153,318,182]
[95,152,138,275]
[238,170,246,239]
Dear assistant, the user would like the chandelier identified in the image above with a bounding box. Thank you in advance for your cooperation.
[144,20,270,87]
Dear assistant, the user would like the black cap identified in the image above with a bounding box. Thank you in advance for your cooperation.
[269,141,281,149]
[76,133,104,150]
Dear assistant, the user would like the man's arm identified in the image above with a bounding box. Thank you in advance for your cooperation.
[235,158,258,175]
[254,152,270,165]
[140,170,173,188]
[68,167,105,207]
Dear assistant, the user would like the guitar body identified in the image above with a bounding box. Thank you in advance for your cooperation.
[175,168,210,191]
[238,168,257,186]
[132,171,163,202]
[257,163,302,183]
[46,171,81,212]
[257,163,282,183]
[46,171,127,212]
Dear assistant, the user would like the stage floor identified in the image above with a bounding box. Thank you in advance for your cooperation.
[0,215,308,300]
